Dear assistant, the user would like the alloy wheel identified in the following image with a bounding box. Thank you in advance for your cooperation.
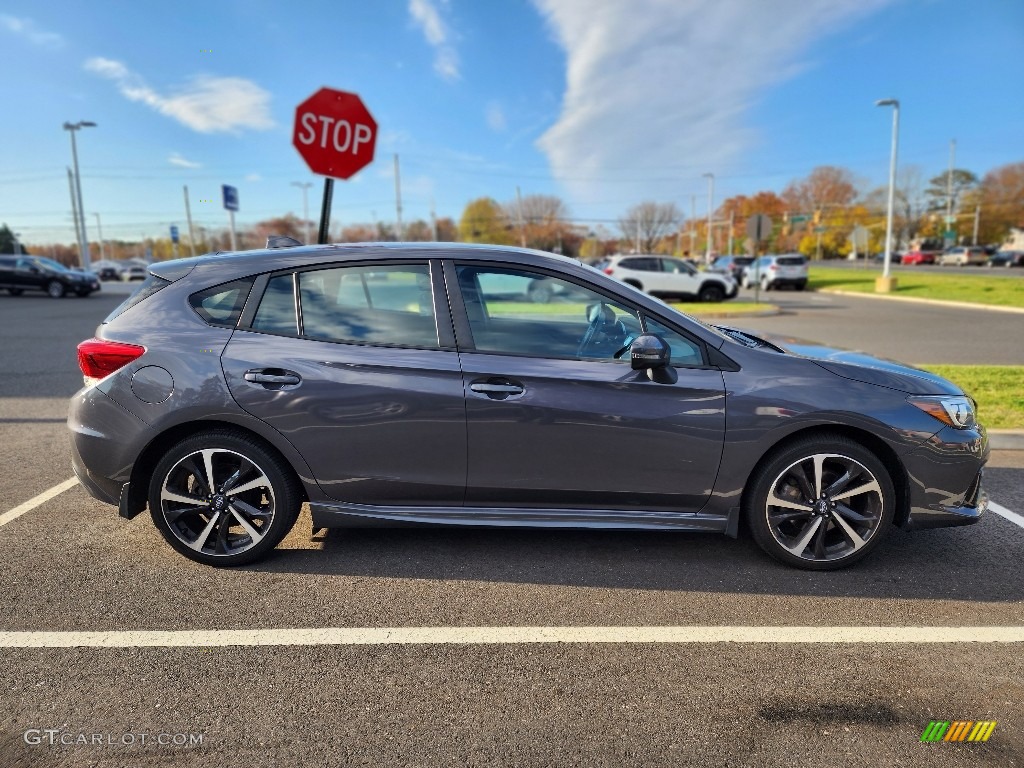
[159,448,276,557]
[764,453,884,563]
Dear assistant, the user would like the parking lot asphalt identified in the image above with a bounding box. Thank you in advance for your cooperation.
[1,289,1022,767]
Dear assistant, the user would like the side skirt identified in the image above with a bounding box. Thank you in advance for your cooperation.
[309,502,730,533]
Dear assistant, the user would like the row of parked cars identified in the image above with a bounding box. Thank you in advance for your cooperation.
[0,255,102,298]
[900,246,1024,267]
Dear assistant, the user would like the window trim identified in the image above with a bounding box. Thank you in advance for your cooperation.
[446,258,712,368]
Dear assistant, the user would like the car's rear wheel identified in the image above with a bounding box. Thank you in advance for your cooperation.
[698,283,725,302]
[528,280,554,303]
[795,281,808,291]
[149,431,302,567]
[46,280,65,298]
[745,435,895,570]
[7,288,22,296]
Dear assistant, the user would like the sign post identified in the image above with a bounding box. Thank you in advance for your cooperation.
[849,225,870,262]
[292,88,378,244]
[745,214,773,304]
[170,224,179,260]
[222,185,239,250]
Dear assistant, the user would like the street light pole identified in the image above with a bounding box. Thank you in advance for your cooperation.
[875,98,900,288]
[703,173,715,264]
[291,181,313,243]
[63,121,97,271]
[93,213,106,261]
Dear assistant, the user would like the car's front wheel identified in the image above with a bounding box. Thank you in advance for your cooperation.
[148,431,302,567]
[7,288,22,296]
[745,435,895,570]
[698,283,725,302]
[46,280,65,298]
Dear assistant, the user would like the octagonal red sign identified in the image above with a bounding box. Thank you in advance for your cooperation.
[292,88,377,179]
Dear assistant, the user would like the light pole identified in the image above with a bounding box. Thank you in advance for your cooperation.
[93,213,106,261]
[291,181,313,243]
[703,172,715,264]
[63,121,97,270]
[13,231,22,256]
[875,98,900,290]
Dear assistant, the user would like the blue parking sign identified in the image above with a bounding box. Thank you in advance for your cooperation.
[222,185,239,212]
[169,225,179,243]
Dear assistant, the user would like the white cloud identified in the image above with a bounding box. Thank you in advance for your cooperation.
[486,102,507,132]
[168,152,201,169]
[245,173,262,182]
[531,0,893,205]
[0,15,63,47]
[408,0,460,81]
[84,57,274,134]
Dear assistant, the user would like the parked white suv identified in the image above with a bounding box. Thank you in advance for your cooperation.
[598,255,737,302]
[740,254,808,291]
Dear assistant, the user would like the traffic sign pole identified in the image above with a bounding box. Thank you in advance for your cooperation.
[745,214,773,304]
[318,178,334,245]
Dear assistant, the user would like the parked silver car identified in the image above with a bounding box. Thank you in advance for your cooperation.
[69,243,987,571]
[938,246,987,266]
[740,254,808,290]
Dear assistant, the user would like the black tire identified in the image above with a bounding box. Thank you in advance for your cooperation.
[795,281,808,291]
[76,289,91,297]
[148,430,302,567]
[46,280,65,298]
[698,283,725,303]
[7,288,22,296]
[527,280,554,304]
[744,434,895,570]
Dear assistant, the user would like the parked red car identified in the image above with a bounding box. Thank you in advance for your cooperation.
[901,250,937,265]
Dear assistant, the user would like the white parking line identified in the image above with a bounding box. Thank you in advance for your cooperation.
[989,501,1024,530]
[0,477,78,529]
[1,626,1023,648]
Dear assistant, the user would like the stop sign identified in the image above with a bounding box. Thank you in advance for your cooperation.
[293,88,377,179]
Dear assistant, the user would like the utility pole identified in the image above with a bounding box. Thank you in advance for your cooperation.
[727,209,735,256]
[183,186,196,257]
[93,213,106,261]
[290,182,313,243]
[946,139,956,245]
[972,204,981,246]
[430,198,439,241]
[67,168,83,252]
[689,195,697,255]
[703,173,715,264]
[515,186,526,247]
[63,121,97,270]
[393,154,403,241]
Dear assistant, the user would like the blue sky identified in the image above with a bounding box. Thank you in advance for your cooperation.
[2,0,1021,247]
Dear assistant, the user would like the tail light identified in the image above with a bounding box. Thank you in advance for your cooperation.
[77,338,146,386]
[603,268,614,275]
[769,264,778,270]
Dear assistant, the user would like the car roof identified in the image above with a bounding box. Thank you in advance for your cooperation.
[149,241,581,282]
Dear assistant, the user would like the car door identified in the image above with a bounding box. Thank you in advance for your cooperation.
[448,260,726,514]
[658,258,699,296]
[221,260,467,506]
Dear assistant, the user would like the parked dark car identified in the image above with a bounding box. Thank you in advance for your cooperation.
[0,255,101,297]
[988,250,1024,268]
[97,266,121,281]
[709,255,755,281]
[69,243,988,571]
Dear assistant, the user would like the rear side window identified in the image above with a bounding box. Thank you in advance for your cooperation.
[777,257,806,266]
[620,257,658,271]
[298,263,438,348]
[189,279,253,328]
[103,274,170,323]
[252,275,298,335]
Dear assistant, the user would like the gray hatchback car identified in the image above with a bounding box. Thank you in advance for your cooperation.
[69,243,988,570]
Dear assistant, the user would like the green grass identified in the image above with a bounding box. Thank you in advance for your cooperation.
[918,365,1024,429]
[810,265,1024,308]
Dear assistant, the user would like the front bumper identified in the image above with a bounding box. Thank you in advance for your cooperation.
[902,424,989,530]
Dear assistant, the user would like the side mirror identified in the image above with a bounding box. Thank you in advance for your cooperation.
[630,334,670,370]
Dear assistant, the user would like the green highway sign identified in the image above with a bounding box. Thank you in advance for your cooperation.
[814,226,827,233]
[789,215,809,223]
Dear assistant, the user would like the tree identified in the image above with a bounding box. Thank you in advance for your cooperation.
[504,194,571,251]
[782,166,857,215]
[252,214,306,244]
[618,201,682,253]
[924,168,978,213]
[459,197,514,244]
[404,219,434,241]
[975,161,1024,245]
[717,192,788,252]
[435,217,458,242]
[0,224,28,254]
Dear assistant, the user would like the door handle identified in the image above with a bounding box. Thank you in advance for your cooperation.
[244,370,301,385]
[469,378,524,399]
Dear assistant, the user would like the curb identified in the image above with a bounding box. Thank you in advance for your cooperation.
[989,431,1024,451]
[683,305,782,320]
[818,288,1024,315]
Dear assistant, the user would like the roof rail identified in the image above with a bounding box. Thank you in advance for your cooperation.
[266,235,304,249]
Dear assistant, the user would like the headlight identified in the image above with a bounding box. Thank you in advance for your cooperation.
[909,395,978,429]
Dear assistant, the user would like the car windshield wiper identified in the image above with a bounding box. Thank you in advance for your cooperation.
[715,326,785,353]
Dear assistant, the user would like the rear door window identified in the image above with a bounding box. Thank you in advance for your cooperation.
[252,275,298,335]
